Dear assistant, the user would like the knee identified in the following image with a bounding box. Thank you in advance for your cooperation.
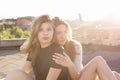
[10,69,24,74]
[112,71,119,75]
[6,69,26,77]
[94,56,106,65]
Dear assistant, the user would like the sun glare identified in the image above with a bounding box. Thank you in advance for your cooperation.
[0,0,120,21]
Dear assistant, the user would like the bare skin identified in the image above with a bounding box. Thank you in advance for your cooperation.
[113,71,120,80]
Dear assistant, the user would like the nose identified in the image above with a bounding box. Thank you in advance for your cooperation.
[61,34,66,39]
[43,31,48,35]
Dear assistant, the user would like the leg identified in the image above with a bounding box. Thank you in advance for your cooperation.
[113,71,120,80]
[95,56,117,80]
[79,56,98,80]
[5,69,33,80]
[79,56,118,80]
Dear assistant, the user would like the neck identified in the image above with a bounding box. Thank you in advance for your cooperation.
[40,42,52,48]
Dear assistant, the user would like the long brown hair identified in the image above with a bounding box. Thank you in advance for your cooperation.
[52,17,77,61]
[25,14,54,63]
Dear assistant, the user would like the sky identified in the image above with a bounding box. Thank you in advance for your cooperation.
[0,0,120,21]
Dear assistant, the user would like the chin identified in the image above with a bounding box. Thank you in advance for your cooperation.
[60,43,65,45]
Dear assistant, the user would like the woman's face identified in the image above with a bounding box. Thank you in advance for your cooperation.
[55,24,67,45]
[38,22,54,45]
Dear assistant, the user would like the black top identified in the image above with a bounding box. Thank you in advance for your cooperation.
[27,43,69,80]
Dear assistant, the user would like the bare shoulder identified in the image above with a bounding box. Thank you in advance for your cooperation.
[71,40,82,49]
[71,40,82,54]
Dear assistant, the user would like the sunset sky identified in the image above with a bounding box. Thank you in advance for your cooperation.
[0,0,120,21]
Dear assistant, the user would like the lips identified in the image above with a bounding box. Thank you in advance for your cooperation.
[42,37,49,40]
[59,40,66,43]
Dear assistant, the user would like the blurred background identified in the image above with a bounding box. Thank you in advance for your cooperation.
[0,0,120,79]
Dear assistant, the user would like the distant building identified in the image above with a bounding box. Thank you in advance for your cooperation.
[0,16,34,31]
[16,18,32,31]
[1,19,16,28]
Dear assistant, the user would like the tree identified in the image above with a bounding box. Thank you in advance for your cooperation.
[1,26,30,39]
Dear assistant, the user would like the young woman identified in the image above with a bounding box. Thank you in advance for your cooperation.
[52,17,120,80]
[5,15,69,80]
[52,17,83,80]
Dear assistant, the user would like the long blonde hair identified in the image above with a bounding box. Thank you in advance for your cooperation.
[26,14,54,55]
[52,17,72,42]
[52,17,77,61]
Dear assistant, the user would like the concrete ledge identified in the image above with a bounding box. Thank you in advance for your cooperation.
[0,39,26,48]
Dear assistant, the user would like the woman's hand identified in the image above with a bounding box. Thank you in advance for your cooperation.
[52,52,74,68]
[53,52,80,80]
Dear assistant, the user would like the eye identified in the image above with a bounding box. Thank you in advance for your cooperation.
[64,30,67,34]
[47,27,53,31]
[56,31,62,35]
[39,28,43,32]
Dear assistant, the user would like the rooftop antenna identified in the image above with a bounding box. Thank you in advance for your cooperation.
[78,13,82,22]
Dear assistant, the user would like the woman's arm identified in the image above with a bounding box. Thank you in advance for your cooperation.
[46,67,62,80]
[20,39,28,53]
[22,61,33,74]
[73,42,83,72]
[74,55,83,72]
